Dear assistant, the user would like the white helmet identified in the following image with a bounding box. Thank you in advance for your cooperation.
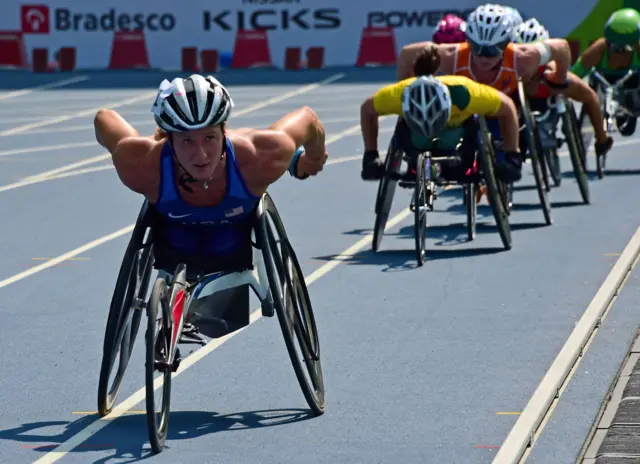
[514,18,550,43]
[466,4,516,47]
[503,6,524,27]
[151,74,235,132]
[401,76,451,139]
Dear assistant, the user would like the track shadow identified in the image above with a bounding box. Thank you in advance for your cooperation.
[314,249,420,272]
[560,170,600,181]
[512,184,537,192]
[601,168,640,176]
[551,200,588,208]
[0,408,311,462]
[0,67,397,90]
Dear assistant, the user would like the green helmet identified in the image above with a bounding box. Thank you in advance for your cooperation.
[604,8,640,46]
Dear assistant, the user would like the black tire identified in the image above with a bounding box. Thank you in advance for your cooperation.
[145,277,173,454]
[413,153,428,265]
[258,193,325,415]
[465,182,476,241]
[545,148,562,187]
[372,138,403,252]
[97,203,154,417]
[477,116,512,250]
[518,82,553,226]
[563,99,590,204]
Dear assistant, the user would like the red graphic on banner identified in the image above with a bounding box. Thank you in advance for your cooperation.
[21,5,50,34]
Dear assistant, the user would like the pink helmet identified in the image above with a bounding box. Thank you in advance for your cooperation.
[432,14,466,44]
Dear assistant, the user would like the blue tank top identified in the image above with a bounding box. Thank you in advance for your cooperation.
[154,138,260,256]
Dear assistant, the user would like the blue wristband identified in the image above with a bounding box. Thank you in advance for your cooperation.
[288,146,305,177]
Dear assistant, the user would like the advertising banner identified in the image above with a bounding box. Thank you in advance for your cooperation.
[0,0,606,70]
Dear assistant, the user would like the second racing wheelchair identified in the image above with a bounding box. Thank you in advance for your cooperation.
[372,114,512,267]
[96,193,325,454]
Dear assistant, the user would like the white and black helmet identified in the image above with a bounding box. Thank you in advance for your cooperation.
[466,4,516,47]
[151,74,235,132]
[401,76,451,140]
[514,18,550,43]
[503,6,524,28]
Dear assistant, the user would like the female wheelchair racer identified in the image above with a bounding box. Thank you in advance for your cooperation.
[93,74,329,453]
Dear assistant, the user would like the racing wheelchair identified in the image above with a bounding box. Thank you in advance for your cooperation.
[531,93,590,204]
[515,80,555,226]
[96,193,325,454]
[579,69,640,178]
[372,115,512,266]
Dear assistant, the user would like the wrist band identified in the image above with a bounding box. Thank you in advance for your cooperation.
[288,146,305,178]
[535,42,552,65]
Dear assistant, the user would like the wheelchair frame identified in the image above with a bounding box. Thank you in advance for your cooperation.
[533,95,590,204]
[97,192,325,454]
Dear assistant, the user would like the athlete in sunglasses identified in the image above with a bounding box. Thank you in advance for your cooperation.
[393,4,572,182]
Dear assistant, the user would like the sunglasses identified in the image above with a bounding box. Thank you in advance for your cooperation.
[608,42,633,53]
[468,40,505,58]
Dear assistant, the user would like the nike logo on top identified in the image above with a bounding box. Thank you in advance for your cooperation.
[168,212,191,218]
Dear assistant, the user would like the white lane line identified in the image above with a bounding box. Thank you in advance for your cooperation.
[29,205,412,464]
[0,76,90,101]
[0,225,135,290]
[0,91,160,136]
[0,141,96,157]
[492,225,640,464]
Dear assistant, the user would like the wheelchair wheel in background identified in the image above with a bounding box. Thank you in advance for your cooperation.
[544,148,562,187]
[98,202,154,417]
[563,99,590,204]
[477,116,512,250]
[373,138,403,252]
[258,193,325,415]
[518,82,553,226]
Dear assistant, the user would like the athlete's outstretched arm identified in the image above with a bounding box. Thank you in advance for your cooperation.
[360,96,380,152]
[570,38,607,78]
[516,39,572,81]
[397,42,456,80]
[493,92,520,152]
[94,109,141,153]
[94,108,158,195]
[240,106,327,190]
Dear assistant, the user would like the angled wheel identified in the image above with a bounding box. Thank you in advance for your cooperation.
[477,116,512,250]
[98,202,154,417]
[145,277,173,454]
[563,99,590,204]
[373,136,403,252]
[258,193,325,415]
[413,152,428,265]
[518,82,553,226]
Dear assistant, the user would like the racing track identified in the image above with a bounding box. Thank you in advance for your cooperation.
[0,69,638,464]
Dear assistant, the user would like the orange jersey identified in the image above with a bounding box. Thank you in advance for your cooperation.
[453,42,519,96]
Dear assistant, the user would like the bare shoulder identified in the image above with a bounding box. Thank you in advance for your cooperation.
[228,130,295,195]
[112,136,162,200]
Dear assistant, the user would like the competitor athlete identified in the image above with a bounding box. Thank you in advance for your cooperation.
[384,4,572,182]
[432,14,466,45]
[571,8,640,135]
[361,45,520,182]
[514,18,613,153]
[94,74,327,265]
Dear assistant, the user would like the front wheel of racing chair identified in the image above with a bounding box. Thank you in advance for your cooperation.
[477,116,512,250]
[518,81,553,226]
[412,152,429,265]
[97,201,155,417]
[372,119,404,252]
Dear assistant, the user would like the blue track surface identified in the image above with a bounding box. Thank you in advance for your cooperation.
[0,70,639,464]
